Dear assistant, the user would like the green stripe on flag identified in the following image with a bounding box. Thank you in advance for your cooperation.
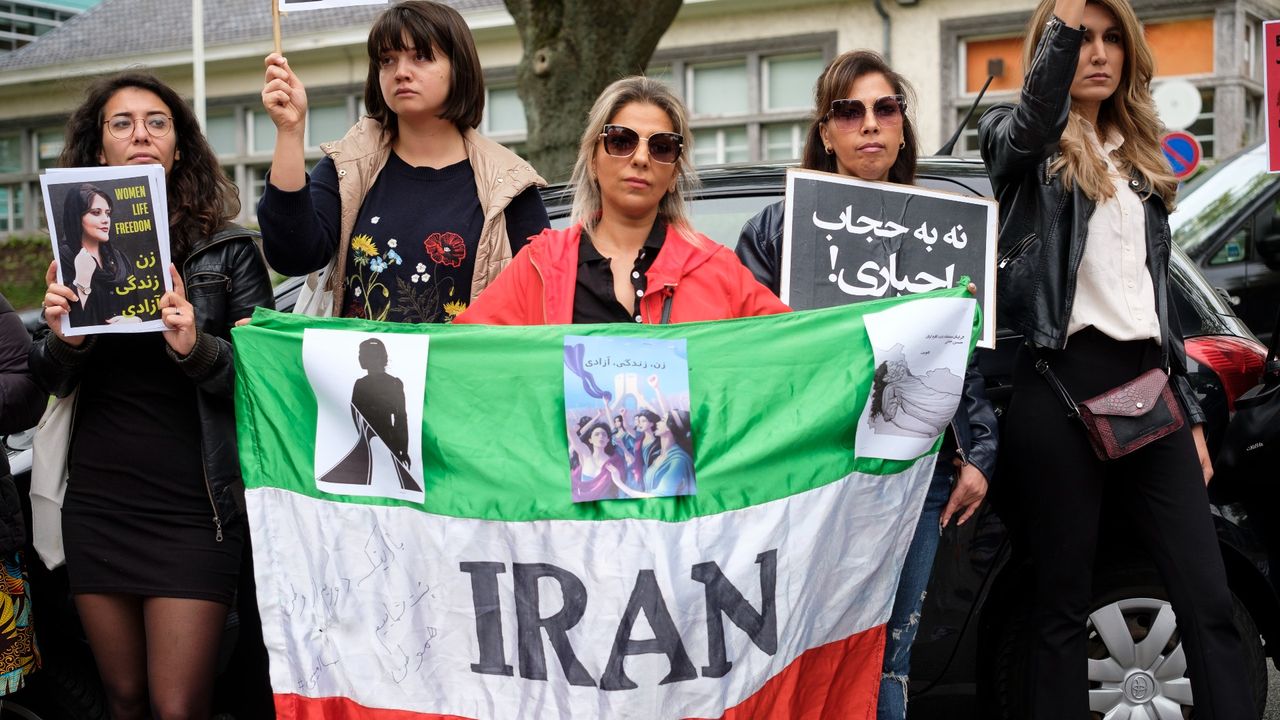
[233,285,979,522]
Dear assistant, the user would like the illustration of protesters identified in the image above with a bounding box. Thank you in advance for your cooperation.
[258,1,548,323]
[735,51,997,720]
[456,75,788,326]
[567,415,630,502]
[630,409,661,486]
[643,410,696,496]
[33,72,274,720]
[58,184,133,327]
[868,348,960,439]
[320,338,420,492]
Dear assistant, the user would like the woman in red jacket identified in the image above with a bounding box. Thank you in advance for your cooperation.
[456,76,787,325]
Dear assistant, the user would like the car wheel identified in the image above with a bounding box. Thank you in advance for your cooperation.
[991,568,1267,719]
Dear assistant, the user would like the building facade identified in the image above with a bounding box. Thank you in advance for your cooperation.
[0,0,1274,236]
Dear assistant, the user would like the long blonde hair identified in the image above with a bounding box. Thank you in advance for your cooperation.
[1024,0,1177,210]
[567,76,701,242]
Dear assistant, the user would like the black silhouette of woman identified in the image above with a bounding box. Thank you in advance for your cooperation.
[319,338,420,492]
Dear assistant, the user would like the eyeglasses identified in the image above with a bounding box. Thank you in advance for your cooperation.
[823,95,906,131]
[103,113,174,140]
[599,125,684,165]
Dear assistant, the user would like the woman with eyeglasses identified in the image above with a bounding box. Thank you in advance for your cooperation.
[735,50,998,720]
[258,0,549,323]
[979,0,1257,715]
[32,72,274,720]
[456,75,787,326]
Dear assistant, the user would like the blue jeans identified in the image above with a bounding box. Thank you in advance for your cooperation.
[877,469,953,720]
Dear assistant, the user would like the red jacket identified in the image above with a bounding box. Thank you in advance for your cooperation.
[456,222,790,325]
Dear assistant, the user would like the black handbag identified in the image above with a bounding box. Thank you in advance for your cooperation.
[1215,309,1280,483]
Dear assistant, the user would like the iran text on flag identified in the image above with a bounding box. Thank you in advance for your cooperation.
[231,286,979,720]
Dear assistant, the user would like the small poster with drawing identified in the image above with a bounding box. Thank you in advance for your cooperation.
[563,335,694,502]
[40,165,172,336]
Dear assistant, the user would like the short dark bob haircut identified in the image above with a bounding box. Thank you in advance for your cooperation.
[802,50,918,185]
[364,1,485,138]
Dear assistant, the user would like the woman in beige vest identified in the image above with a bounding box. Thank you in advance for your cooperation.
[258,0,548,322]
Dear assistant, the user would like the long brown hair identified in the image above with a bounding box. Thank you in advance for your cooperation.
[60,72,239,260]
[802,50,918,184]
[1024,0,1177,209]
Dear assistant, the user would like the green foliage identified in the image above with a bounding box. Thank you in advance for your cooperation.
[0,234,53,310]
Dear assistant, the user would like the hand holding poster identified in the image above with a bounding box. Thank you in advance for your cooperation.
[40,165,172,336]
[781,168,998,347]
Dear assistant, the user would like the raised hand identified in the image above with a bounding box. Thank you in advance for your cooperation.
[159,264,197,357]
[261,53,309,135]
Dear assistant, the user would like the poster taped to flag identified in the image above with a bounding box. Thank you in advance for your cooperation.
[233,286,980,719]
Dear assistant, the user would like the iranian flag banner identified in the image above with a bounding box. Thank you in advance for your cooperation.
[232,286,979,720]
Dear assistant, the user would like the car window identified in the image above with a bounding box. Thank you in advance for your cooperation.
[1170,145,1275,256]
[1208,228,1249,266]
[1170,246,1241,337]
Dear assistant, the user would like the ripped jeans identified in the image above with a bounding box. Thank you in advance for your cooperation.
[878,469,953,720]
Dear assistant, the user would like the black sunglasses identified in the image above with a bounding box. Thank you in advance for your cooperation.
[824,95,906,131]
[599,125,684,164]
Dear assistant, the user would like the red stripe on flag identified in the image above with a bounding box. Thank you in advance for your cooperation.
[702,625,886,720]
[273,625,886,720]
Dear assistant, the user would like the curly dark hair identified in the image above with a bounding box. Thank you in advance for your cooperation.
[59,72,240,260]
[801,50,918,184]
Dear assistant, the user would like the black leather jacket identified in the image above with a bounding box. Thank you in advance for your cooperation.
[1,293,47,554]
[977,16,1204,424]
[29,226,275,536]
[737,201,999,480]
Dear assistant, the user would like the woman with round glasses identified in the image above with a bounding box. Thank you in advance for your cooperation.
[258,0,549,323]
[979,0,1256,715]
[735,50,997,720]
[457,75,786,325]
[32,72,274,720]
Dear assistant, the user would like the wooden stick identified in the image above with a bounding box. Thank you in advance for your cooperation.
[272,0,282,56]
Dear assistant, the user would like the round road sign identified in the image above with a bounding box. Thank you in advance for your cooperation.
[1161,131,1201,180]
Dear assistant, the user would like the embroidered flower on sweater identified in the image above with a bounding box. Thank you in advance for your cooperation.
[424,232,466,268]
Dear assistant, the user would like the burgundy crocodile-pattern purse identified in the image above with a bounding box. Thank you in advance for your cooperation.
[1033,358,1185,461]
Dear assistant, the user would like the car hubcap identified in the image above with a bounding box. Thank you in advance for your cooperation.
[1086,598,1193,720]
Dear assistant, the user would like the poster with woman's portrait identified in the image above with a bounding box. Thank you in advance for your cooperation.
[303,328,428,504]
[563,335,695,503]
[40,165,171,336]
[854,296,975,461]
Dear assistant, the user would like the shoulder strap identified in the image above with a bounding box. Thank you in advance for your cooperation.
[1026,342,1081,418]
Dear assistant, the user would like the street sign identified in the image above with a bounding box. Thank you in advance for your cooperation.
[1153,80,1202,130]
[1161,131,1201,180]
[1266,20,1280,173]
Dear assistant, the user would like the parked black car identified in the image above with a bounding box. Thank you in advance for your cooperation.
[1171,142,1280,345]
[4,156,1274,720]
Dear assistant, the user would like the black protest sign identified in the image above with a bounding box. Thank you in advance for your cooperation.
[780,168,997,347]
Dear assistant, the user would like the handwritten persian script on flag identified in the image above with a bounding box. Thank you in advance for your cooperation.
[232,286,980,719]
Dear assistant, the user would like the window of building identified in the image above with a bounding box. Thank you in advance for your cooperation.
[250,111,276,155]
[0,133,21,173]
[688,61,750,118]
[0,184,23,233]
[36,128,63,169]
[206,110,238,157]
[693,126,750,166]
[764,53,823,111]
[484,86,526,137]
[308,101,350,148]
[763,122,807,161]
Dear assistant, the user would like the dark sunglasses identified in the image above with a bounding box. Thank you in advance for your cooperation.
[824,95,906,131]
[599,125,684,164]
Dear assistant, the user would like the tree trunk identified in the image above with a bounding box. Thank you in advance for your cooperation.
[503,0,684,182]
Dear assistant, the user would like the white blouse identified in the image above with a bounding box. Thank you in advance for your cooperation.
[1066,125,1162,344]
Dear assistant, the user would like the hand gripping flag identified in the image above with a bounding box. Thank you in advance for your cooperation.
[232,285,980,720]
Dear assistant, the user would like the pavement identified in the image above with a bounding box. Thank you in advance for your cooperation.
[1268,665,1280,720]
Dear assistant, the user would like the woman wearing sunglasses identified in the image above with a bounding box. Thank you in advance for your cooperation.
[979,0,1256,716]
[735,50,997,720]
[259,1,548,322]
[457,75,787,325]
